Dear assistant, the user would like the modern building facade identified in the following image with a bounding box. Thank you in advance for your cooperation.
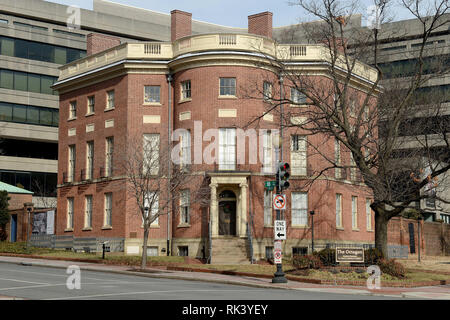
[53,10,379,262]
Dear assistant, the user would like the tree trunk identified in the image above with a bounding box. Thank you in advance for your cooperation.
[374,211,389,258]
[141,227,149,269]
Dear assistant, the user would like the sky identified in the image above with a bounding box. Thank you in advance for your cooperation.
[46,0,435,28]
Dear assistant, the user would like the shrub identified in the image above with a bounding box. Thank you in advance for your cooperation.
[377,258,406,278]
[315,248,336,266]
[292,254,322,270]
[364,248,384,265]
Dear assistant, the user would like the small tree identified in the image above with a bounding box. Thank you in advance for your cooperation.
[0,191,10,241]
[121,133,195,269]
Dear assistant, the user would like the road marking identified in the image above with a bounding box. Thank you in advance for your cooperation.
[0,268,127,282]
[45,288,265,300]
[0,277,49,285]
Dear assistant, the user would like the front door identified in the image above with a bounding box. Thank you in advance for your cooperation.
[219,195,237,236]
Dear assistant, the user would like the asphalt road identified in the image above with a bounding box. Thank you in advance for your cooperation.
[0,262,408,300]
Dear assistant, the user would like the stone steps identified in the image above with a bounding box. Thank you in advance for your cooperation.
[211,237,250,265]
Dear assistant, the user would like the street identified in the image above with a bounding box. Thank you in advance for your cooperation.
[0,262,408,300]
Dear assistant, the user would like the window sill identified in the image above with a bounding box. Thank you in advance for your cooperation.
[82,227,93,231]
[85,112,95,117]
[290,104,308,108]
[264,225,273,228]
[336,227,344,231]
[143,102,162,106]
[64,228,73,232]
[178,223,191,228]
[67,117,77,121]
[101,225,112,230]
[179,98,192,104]
[104,107,115,112]
[352,228,360,232]
[218,95,238,99]
[367,229,374,232]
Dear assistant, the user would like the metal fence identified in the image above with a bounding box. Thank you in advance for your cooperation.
[29,235,124,253]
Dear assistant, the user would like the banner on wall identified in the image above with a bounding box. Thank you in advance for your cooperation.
[32,210,55,235]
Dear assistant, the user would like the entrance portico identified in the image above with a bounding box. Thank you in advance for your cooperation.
[209,173,249,238]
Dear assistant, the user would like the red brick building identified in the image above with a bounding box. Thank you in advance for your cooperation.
[53,10,380,263]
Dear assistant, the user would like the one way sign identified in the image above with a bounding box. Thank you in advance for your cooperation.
[274,220,286,240]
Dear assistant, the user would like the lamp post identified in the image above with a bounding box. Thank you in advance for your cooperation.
[418,215,422,263]
[310,210,315,253]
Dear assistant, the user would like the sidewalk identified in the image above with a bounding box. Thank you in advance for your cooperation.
[0,255,449,300]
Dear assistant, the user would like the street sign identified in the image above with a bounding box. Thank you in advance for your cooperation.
[274,220,286,240]
[274,240,282,250]
[274,248,282,264]
[265,181,277,191]
[273,194,286,210]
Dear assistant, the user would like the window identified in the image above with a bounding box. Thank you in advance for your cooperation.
[144,191,159,226]
[218,128,236,170]
[180,189,190,224]
[0,102,59,127]
[87,96,95,114]
[147,247,159,256]
[352,196,358,230]
[350,153,356,181]
[143,134,160,175]
[85,195,93,228]
[178,246,189,256]
[292,247,308,256]
[335,139,341,179]
[219,77,236,96]
[336,194,343,228]
[106,90,115,109]
[68,145,76,182]
[263,81,272,100]
[104,193,112,227]
[0,69,57,95]
[0,35,86,64]
[105,137,114,177]
[144,86,160,103]
[180,130,191,168]
[291,88,306,104]
[366,199,372,231]
[67,198,74,229]
[265,246,274,259]
[86,141,94,180]
[69,101,77,119]
[292,192,308,226]
[181,80,191,100]
[441,214,450,224]
[262,130,273,173]
[264,190,272,226]
[291,135,307,176]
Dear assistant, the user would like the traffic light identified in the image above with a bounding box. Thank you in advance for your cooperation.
[277,162,290,191]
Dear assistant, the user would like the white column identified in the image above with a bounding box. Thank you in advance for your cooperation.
[209,182,219,237]
[239,182,248,237]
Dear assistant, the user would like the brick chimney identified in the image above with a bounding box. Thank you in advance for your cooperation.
[248,11,273,39]
[87,33,121,56]
[171,10,192,42]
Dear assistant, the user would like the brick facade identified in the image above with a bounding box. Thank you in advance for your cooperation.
[86,33,121,56]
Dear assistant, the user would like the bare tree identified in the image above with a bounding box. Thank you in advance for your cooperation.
[120,133,198,269]
[244,0,449,256]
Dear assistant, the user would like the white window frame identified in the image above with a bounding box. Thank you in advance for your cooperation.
[336,193,343,228]
[143,134,160,175]
[264,190,273,226]
[263,81,272,100]
[68,145,76,182]
[86,141,94,180]
[180,130,191,168]
[106,90,115,109]
[69,101,77,119]
[219,77,236,96]
[291,135,307,176]
[105,137,114,177]
[292,192,308,226]
[262,130,273,173]
[291,87,306,105]
[144,85,161,103]
[335,139,341,179]
[85,195,93,228]
[181,80,191,100]
[67,197,74,229]
[87,95,95,114]
[104,193,112,227]
[366,198,372,231]
[352,196,358,230]
[350,153,356,181]
[218,128,236,170]
[144,191,159,226]
[180,189,190,225]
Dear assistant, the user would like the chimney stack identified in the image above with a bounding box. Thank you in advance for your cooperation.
[248,11,273,39]
[171,10,192,42]
[87,33,121,56]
